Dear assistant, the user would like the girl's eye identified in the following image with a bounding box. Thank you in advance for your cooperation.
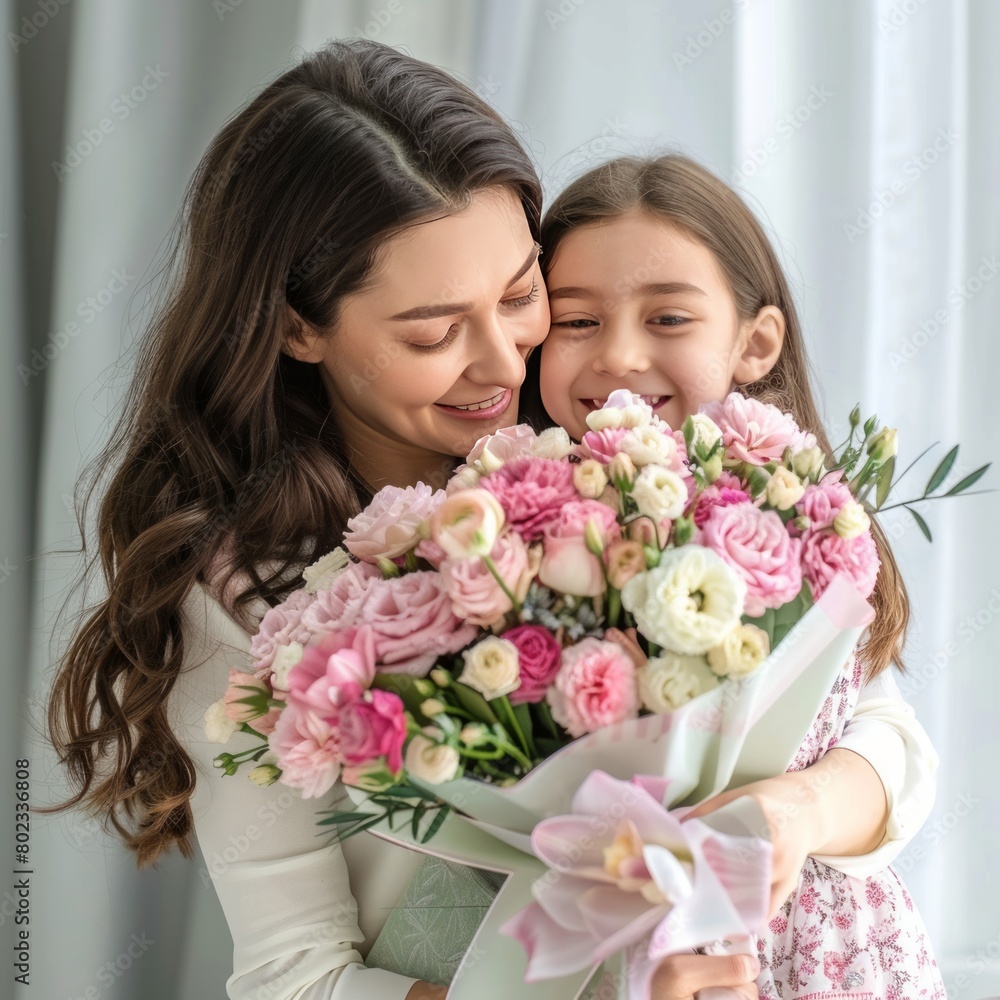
[408,324,460,353]
[652,315,687,327]
[503,279,541,309]
[552,318,599,329]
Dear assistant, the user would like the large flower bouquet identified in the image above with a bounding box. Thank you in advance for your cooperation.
[205,390,986,999]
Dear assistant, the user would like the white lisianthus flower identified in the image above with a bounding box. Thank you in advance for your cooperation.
[688,413,724,454]
[420,698,447,718]
[707,624,771,677]
[248,763,281,787]
[302,547,350,594]
[270,641,304,691]
[586,406,623,432]
[833,500,871,540]
[620,426,678,468]
[447,465,483,492]
[637,653,719,712]
[405,727,461,784]
[609,452,637,487]
[531,426,574,460]
[765,466,805,510]
[619,404,651,429]
[631,466,688,521]
[203,698,239,743]
[790,445,825,482]
[621,547,746,654]
[458,636,520,700]
[867,427,898,463]
[573,459,610,499]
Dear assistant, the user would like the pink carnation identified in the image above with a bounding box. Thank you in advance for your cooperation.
[700,392,816,466]
[701,503,803,617]
[250,588,315,671]
[287,626,377,717]
[504,625,563,705]
[344,483,446,563]
[692,471,753,527]
[547,637,639,737]
[580,426,628,463]
[480,457,578,540]
[299,561,380,636]
[439,530,531,626]
[801,530,880,600]
[355,572,479,676]
[337,689,407,774]
[269,702,341,799]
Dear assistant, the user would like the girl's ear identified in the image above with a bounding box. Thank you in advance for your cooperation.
[733,305,785,385]
[281,308,326,363]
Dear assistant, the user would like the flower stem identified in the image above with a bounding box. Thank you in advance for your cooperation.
[482,555,521,615]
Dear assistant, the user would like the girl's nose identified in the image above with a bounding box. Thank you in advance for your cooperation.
[592,321,650,378]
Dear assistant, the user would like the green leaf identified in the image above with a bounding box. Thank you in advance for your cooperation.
[904,505,932,542]
[875,455,895,509]
[411,801,427,840]
[371,673,426,717]
[923,444,959,496]
[328,811,390,842]
[510,702,536,758]
[374,783,440,802]
[450,680,500,725]
[421,804,451,844]
[316,810,371,826]
[944,463,991,496]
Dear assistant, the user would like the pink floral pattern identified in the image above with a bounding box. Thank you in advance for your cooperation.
[755,654,947,999]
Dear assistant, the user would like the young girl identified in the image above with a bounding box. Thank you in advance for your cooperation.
[532,153,946,998]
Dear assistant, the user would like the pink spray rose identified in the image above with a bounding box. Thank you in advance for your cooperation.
[701,503,803,617]
[299,560,380,635]
[439,529,531,626]
[538,500,622,597]
[337,689,407,774]
[503,625,563,705]
[287,626,377,717]
[699,393,816,466]
[691,471,753,527]
[269,702,341,799]
[343,482,446,563]
[547,637,639,737]
[355,572,479,676]
[480,457,578,540]
[795,473,854,531]
[801,530,880,600]
[250,588,314,672]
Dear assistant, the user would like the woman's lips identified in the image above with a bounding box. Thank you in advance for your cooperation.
[436,388,513,420]
[581,394,672,412]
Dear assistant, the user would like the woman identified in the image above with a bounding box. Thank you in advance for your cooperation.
[43,40,925,999]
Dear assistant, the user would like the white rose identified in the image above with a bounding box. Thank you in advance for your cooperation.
[833,500,871,540]
[707,624,771,677]
[586,407,623,432]
[270,641,304,691]
[638,653,719,712]
[619,426,678,468]
[573,459,610,499]
[531,426,574,460]
[621,547,746,655]
[765,467,805,510]
[203,698,239,743]
[302,548,349,594]
[458,636,520,700]
[631,466,688,521]
[405,727,461,784]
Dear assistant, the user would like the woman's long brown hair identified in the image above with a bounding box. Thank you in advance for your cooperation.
[41,39,542,868]
[526,154,908,682]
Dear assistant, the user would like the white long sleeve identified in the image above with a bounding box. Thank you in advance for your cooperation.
[809,668,939,879]
[168,580,425,1000]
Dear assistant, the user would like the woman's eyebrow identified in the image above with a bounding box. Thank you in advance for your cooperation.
[389,242,542,321]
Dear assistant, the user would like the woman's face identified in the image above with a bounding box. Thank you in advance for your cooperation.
[295,186,548,486]
[539,210,765,440]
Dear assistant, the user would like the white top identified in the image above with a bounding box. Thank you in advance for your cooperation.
[168,578,938,999]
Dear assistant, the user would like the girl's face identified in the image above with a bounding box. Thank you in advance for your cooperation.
[539,209,781,440]
[287,187,549,487]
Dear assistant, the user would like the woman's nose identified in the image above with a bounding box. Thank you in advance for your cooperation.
[467,315,528,388]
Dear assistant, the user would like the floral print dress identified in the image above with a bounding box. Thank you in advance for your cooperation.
[756,654,946,999]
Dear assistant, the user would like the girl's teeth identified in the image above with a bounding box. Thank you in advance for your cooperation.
[452,391,504,411]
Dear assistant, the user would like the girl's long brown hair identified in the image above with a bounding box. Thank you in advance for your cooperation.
[526,154,907,681]
[41,39,542,868]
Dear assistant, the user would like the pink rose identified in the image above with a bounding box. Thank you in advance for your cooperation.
[344,483,446,563]
[700,392,816,466]
[701,503,803,617]
[580,426,628,463]
[439,530,531,626]
[503,625,562,705]
[299,561,380,635]
[538,500,621,597]
[480,457,578,540]
[692,471,752,527]
[287,626,377,717]
[355,572,479,676]
[795,473,854,531]
[269,702,341,799]
[801,529,879,600]
[547,637,639,737]
[465,424,539,468]
[337,689,407,774]
[250,589,314,671]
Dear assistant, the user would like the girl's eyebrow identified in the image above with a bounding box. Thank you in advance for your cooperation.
[549,281,706,300]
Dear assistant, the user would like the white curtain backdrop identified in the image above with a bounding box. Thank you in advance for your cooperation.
[7,1,998,997]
